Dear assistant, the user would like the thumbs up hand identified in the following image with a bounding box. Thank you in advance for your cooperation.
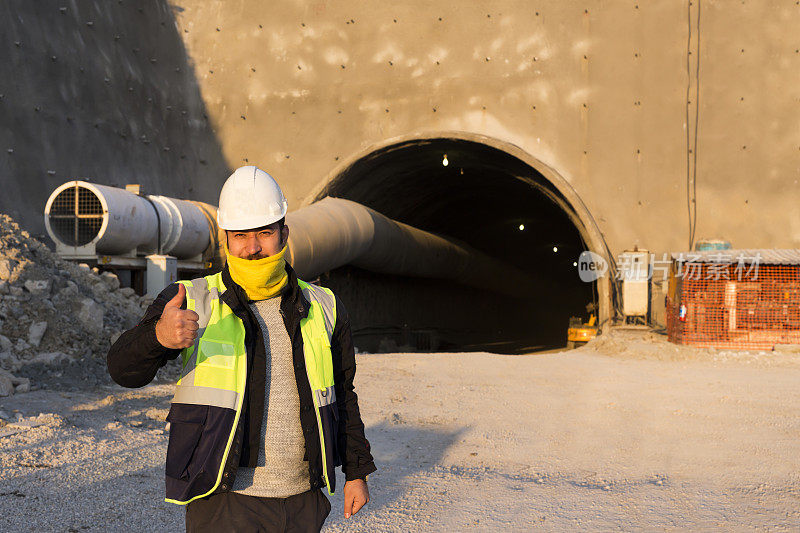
[155,284,200,349]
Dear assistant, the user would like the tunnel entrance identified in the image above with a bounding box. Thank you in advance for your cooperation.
[314,137,601,354]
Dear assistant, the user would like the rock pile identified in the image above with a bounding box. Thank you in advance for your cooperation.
[0,214,152,395]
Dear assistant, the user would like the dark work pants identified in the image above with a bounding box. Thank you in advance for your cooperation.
[185,489,331,533]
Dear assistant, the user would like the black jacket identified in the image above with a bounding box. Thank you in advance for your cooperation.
[107,263,376,495]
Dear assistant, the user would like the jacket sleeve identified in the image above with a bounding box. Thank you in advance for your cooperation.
[106,283,183,388]
[331,294,377,481]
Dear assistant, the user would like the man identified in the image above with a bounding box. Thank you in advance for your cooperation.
[107,166,376,532]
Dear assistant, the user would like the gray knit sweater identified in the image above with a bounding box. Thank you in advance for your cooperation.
[231,295,311,498]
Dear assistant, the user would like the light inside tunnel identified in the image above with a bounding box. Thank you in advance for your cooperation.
[315,138,596,354]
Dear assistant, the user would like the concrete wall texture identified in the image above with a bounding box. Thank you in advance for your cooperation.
[0,1,229,239]
[169,0,800,257]
[3,1,799,257]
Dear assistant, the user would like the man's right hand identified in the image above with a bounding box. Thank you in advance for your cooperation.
[155,284,200,349]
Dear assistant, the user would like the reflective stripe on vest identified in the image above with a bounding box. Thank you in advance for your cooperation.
[297,279,338,496]
[174,277,245,410]
[166,273,338,504]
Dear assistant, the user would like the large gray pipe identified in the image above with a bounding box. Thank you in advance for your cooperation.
[44,180,215,259]
[286,197,540,298]
[44,181,539,297]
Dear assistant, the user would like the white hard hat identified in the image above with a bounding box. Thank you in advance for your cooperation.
[217,166,289,230]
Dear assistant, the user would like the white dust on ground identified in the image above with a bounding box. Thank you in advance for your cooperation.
[1,328,799,531]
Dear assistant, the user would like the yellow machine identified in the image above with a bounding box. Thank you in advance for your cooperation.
[567,303,599,349]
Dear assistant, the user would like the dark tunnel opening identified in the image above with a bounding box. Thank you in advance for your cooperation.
[315,138,596,354]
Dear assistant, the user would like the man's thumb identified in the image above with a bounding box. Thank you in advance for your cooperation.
[165,283,185,309]
[344,493,354,519]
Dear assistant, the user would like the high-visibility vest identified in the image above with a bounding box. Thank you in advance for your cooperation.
[164,271,339,505]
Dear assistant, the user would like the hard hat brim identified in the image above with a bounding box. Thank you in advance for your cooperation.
[217,207,287,231]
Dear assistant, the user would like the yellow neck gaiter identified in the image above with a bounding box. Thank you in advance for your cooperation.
[225,243,289,301]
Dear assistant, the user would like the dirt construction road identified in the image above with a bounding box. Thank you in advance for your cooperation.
[2,330,799,531]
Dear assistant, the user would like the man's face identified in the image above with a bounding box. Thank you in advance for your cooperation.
[226,222,289,260]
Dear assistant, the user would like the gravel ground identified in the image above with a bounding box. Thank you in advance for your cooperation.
[2,329,800,531]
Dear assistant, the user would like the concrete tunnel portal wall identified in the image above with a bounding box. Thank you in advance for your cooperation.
[306,134,611,354]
